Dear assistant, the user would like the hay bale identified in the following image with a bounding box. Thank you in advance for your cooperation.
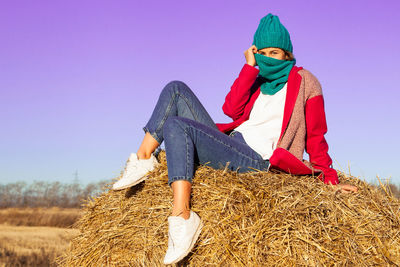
[60,151,400,266]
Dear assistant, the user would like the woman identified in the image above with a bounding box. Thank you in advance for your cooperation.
[112,13,357,264]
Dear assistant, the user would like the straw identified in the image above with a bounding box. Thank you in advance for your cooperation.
[59,151,400,266]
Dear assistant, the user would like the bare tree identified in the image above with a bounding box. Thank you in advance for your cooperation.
[0,180,108,208]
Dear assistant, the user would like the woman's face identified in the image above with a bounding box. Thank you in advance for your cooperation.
[257,47,286,60]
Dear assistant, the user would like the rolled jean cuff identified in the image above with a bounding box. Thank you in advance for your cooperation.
[142,126,162,145]
[168,176,193,186]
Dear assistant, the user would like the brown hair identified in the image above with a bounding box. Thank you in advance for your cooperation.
[285,51,295,61]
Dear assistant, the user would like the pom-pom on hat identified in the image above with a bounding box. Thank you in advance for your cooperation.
[252,13,293,53]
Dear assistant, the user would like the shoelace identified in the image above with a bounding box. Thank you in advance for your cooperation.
[123,158,139,176]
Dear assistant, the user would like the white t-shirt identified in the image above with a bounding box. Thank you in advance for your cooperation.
[234,82,287,160]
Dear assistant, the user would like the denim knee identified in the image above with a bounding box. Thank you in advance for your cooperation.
[163,80,191,96]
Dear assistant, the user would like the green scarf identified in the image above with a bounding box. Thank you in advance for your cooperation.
[254,53,296,95]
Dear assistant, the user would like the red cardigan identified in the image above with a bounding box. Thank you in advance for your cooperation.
[216,64,339,185]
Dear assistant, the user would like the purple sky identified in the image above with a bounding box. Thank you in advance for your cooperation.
[1,0,399,185]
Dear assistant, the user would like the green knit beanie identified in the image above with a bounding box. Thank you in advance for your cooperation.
[252,13,293,53]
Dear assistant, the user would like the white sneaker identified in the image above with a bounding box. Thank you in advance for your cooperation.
[163,210,203,265]
[112,153,158,190]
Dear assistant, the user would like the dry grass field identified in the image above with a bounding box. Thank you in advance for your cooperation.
[1,163,399,266]
[0,207,82,228]
[0,225,79,267]
[0,208,81,266]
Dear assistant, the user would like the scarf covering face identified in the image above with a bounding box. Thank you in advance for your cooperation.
[254,53,296,95]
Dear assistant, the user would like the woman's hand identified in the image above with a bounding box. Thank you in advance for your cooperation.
[332,183,358,194]
[244,45,258,67]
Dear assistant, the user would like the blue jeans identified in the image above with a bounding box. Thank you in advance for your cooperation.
[143,80,270,185]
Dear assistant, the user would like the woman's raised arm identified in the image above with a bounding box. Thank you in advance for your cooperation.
[222,46,260,120]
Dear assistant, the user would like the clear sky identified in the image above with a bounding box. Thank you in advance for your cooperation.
[1,0,399,185]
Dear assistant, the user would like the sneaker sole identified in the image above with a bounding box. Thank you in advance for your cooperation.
[167,220,204,265]
[112,174,150,191]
